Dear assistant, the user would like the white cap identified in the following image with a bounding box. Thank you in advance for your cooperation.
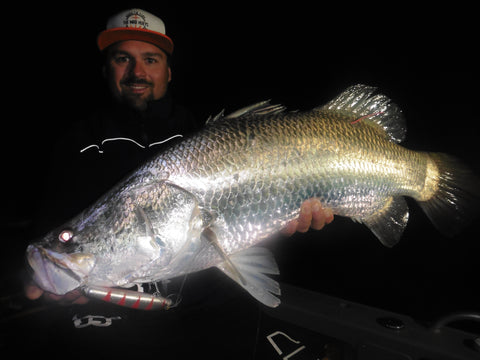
[97,9,174,54]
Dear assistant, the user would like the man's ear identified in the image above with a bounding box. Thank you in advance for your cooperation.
[168,66,172,83]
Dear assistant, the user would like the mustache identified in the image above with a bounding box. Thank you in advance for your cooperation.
[120,77,153,86]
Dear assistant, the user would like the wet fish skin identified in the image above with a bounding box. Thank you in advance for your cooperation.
[26,84,478,308]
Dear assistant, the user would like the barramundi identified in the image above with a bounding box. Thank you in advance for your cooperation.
[27,84,478,308]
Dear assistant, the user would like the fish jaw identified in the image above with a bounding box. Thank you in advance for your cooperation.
[26,245,96,295]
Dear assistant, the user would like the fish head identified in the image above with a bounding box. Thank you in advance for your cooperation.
[26,227,96,295]
[26,181,207,294]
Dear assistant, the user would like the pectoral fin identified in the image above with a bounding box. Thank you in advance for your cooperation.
[202,227,246,285]
[202,228,281,307]
[216,247,281,308]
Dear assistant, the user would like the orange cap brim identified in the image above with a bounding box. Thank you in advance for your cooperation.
[97,28,174,54]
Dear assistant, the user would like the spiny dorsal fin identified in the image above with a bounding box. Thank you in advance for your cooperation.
[205,109,225,125]
[317,84,407,143]
[206,100,286,125]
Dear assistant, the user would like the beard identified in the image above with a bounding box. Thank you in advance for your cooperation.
[118,77,155,111]
[121,93,153,111]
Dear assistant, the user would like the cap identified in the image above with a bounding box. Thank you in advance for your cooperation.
[97,9,174,54]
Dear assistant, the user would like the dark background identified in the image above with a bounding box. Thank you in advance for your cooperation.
[2,0,479,333]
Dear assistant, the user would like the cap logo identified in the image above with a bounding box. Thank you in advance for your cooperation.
[123,10,149,29]
[99,9,172,53]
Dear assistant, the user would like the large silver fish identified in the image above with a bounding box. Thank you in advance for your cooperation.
[26,84,478,308]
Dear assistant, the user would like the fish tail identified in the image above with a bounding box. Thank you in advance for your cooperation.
[418,152,479,236]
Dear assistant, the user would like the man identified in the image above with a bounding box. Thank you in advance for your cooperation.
[25,8,333,304]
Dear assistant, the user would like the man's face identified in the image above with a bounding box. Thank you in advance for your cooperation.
[104,40,172,111]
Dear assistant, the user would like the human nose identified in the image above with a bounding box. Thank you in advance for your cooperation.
[128,58,146,78]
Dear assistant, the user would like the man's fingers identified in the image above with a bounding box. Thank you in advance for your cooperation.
[310,199,334,230]
[45,289,90,305]
[24,282,89,305]
[280,199,334,235]
[296,200,313,233]
[281,219,299,237]
[24,283,44,300]
[324,207,334,224]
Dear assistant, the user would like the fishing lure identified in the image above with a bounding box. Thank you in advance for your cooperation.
[83,286,172,310]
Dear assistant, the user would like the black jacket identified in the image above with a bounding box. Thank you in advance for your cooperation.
[24,98,261,359]
[33,94,199,236]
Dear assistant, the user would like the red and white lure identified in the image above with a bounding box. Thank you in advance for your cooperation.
[83,286,172,310]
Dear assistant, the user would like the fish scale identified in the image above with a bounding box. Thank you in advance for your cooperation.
[165,111,406,238]
[26,85,478,309]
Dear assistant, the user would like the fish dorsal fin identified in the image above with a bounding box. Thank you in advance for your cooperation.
[206,100,286,124]
[205,109,225,124]
[225,100,286,119]
[317,84,407,143]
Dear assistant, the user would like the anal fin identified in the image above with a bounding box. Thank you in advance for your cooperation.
[216,247,281,308]
[363,197,409,247]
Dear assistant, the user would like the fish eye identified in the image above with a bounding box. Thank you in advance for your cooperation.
[58,229,74,243]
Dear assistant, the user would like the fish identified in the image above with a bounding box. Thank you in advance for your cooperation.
[26,84,478,308]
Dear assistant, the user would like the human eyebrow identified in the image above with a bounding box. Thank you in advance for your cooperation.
[109,50,131,60]
[142,52,164,59]
[111,50,129,56]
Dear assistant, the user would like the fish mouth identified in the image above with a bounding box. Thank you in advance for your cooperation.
[26,245,96,295]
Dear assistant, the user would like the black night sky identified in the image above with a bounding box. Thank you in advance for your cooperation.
[2,1,479,346]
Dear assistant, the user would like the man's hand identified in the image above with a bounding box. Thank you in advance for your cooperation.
[24,281,89,305]
[282,198,334,236]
